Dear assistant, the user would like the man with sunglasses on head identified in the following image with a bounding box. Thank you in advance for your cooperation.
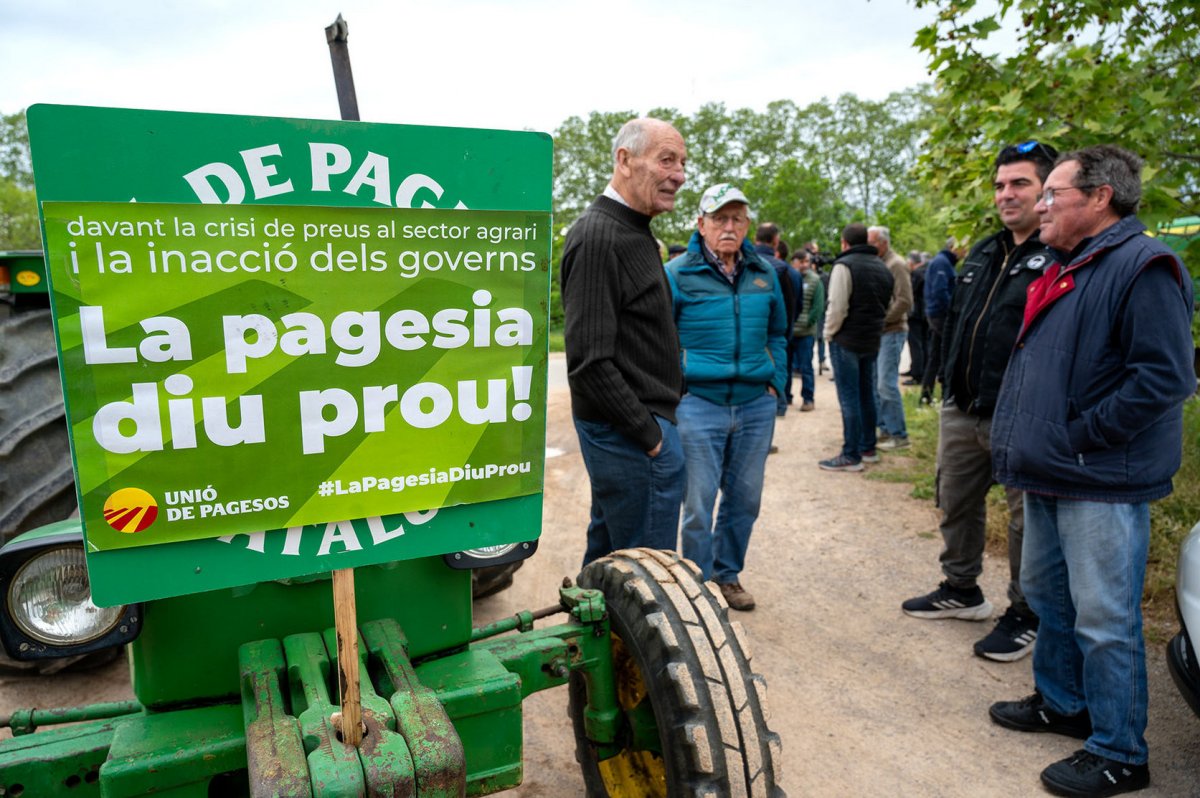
[988,145,1193,797]
[902,141,1058,663]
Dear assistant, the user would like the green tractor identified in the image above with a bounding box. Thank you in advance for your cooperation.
[0,522,781,796]
[0,107,784,798]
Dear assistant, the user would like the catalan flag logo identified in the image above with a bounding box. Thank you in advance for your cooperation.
[103,488,159,534]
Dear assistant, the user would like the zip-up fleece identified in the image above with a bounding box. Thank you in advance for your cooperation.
[943,229,1051,416]
[991,215,1195,502]
[666,231,788,406]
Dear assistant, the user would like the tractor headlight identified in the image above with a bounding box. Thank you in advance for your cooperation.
[10,546,122,645]
[444,539,538,569]
[0,522,142,661]
[465,543,521,560]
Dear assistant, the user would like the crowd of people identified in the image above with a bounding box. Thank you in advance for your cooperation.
[559,116,1195,798]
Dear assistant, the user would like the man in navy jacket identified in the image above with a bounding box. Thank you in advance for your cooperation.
[988,145,1195,797]
[919,240,961,403]
[754,222,799,415]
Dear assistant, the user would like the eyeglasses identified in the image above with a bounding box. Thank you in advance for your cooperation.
[1001,140,1059,162]
[1038,186,1092,207]
[706,213,749,227]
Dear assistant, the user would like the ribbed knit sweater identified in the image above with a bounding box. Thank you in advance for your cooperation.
[561,195,683,451]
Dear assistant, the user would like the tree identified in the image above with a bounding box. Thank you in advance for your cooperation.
[743,158,848,253]
[0,110,33,190]
[0,110,39,250]
[910,0,1200,246]
[0,179,39,250]
[808,88,932,220]
[876,192,948,256]
[545,95,936,325]
[549,94,934,250]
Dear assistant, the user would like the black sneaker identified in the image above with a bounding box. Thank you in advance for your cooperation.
[818,454,863,472]
[975,606,1039,662]
[901,581,993,620]
[1041,750,1149,797]
[989,692,1092,739]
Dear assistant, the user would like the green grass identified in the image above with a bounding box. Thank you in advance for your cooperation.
[869,387,1200,638]
[865,387,938,501]
[1146,399,1200,629]
[548,328,564,353]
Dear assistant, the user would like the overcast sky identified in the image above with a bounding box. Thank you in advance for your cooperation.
[1,0,950,134]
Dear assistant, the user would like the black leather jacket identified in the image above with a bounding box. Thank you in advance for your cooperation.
[942,229,1052,416]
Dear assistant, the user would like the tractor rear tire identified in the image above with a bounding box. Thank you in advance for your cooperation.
[569,548,785,797]
[0,309,76,544]
[0,308,110,675]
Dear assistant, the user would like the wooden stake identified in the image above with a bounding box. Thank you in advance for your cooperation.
[331,567,364,747]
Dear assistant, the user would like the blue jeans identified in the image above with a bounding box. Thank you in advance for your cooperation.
[574,415,685,568]
[876,331,908,438]
[829,342,878,460]
[677,392,776,583]
[792,335,815,402]
[1022,493,1150,764]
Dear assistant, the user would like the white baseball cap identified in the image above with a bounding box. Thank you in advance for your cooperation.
[699,183,751,215]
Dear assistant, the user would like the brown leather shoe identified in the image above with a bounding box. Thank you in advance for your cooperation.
[717,581,756,611]
[800,401,814,411]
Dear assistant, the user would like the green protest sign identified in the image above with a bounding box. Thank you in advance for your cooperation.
[83,496,542,605]
[42,200,549,552]
[27,104,552,605]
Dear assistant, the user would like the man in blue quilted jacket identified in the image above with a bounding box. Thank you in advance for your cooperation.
[989,145,1195,797]
[665,184,788,611]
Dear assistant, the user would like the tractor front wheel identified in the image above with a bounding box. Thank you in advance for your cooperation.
[568,548,784,797]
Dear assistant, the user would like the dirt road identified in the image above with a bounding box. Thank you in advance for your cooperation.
[479,356,1200,796]
[3,355,1197,795]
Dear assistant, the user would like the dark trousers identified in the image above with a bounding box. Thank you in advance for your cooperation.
[907,315,929,380]
[785,336,798,403]
[920,316,946,398]
[936,405,1028,614]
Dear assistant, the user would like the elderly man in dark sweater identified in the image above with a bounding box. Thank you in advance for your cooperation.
[560,117,687,567]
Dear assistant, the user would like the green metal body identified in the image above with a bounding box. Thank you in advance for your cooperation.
[0,578,623,796]
[1154,216,1200,253]
[130,557,471,708]
[0,250,48,298]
